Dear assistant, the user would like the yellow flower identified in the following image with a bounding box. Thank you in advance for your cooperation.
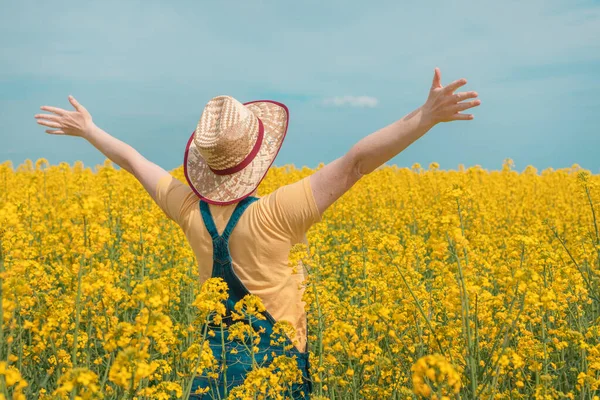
[233,294,267,321]
[4,160,600,399]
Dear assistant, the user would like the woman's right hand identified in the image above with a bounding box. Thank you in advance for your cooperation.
[421,67,481,126]
[35,95,96,138]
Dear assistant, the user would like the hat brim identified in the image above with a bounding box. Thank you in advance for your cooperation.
[183,100,289,205]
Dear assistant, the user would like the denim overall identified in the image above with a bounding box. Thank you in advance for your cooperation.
[189,196,313,399]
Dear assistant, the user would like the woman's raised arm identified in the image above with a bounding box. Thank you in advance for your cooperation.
[310,67,481,216]
[34,95,170,203]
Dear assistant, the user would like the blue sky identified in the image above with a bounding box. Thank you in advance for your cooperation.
[1,0,599,172]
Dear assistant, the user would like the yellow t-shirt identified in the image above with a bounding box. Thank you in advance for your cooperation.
[155,174,322,353]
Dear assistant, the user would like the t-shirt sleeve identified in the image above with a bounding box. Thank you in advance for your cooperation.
[155,174,198,227]
[257,176,322,242]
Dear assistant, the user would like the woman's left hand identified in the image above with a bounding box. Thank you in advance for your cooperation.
[421,67,481,126]
[35,95,96,138]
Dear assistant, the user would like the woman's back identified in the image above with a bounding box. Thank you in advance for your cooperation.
[155,173,322,352]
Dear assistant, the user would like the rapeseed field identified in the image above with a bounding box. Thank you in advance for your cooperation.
[1,158,599,399]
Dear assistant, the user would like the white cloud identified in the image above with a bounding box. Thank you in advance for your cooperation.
[322,96,379,108]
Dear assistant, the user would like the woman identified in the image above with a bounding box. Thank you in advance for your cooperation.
[34,67,480,398]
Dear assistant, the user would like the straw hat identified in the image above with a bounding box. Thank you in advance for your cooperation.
[183,95,289,205]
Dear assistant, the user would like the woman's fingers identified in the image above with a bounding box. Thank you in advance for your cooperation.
[423,70,479,123]
[36,96,93,137]
[452,99,481,113]
[68,95,86,113]
[35,113,60,121]
[431,67,442,89]
[452,91,478,103]
[451,113,474,121]
[443,78,467,95]
[40,105,67,115]
[35,113,65,130]
[45,129,66,135]
[36,119,62,128]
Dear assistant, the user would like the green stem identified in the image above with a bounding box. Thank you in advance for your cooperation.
[585,186,599,247]
[0,235,4,362]
[477,286,527,398]
[549,225,600,304]
[249,315,256,369]
[447,233,476,397]
[385,247,449,360]
[72,219,87,369]
[221,321,228,398]
[309,253,325,397]
[182,317,210,399]
[584,186,600,273]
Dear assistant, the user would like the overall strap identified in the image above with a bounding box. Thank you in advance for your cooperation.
[200,196,260,279]
[221,196,259,239]
[199,196,259,239]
